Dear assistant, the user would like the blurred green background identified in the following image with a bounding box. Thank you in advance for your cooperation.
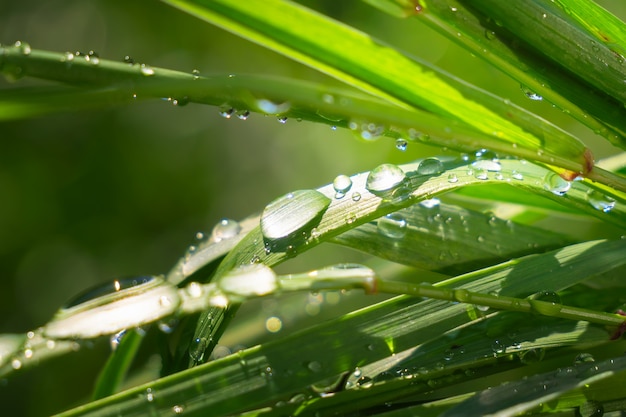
[1,0,624,415]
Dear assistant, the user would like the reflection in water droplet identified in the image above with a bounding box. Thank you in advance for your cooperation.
[211,218,241,242]
[333,175,352,198]
[124,55,135,65]
[260,190,331,240]
[520,84,543,101]
[417,157,444,175]
[189,337,208,362]
[586,190,616,212]
[395,138,408,151]
[491,339,505,355]
[366,164,406,193]
[543,172,570,195]
[356,376,373,389]
[86,50,99,65]
[377,213,407,238]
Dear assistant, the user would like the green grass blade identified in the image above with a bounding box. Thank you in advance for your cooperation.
[161,0,595,176]
[55,239,626,416]
[92,331,144,400]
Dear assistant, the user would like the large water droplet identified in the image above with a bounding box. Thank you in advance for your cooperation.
[586,190,616,212]
[377,213,407,238]
[218,264,278,299]
[260,190,331,240]
[416,157,444,175]
[366,164,406,194]
[332,174,352,199]
[211,218,241,242]
[543,172,571,195]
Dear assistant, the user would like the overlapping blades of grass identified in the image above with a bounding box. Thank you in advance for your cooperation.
[162,0,596,178]
[57,239,626,417]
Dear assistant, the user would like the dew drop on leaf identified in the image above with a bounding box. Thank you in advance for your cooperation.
[543,172,570,195]
[377,213,407,238]
[447,173,458,183]
[416,157,444,175]
[366,164,406,193]
[218,264,278,298]
[586,190,616,212]
[472,149,501,171]
[139,64,155,76]
[520,84,543,101]
[395,138,408,151]
[211,218,241,242]
[260,190,331,240]
[332,174,352,198]
[218,104,234,119]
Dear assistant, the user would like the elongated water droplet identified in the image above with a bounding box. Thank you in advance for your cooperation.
[520,84,543,101]
[377,213,407,238]
[417,157,444,175]
[211,218,241,242]
[543,172,570,195]
[218,264,278,299]
[586,190,616,212]
[260,190,331,240]
[366,164,406,193]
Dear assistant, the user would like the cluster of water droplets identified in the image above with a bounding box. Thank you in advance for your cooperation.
[2,41,32,82]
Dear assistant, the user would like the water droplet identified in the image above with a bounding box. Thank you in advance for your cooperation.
[520,84,543,101]
[140,64,155,76]
[543,172,570,195]
[191,69,200,79]
[491,339,505,355]
[185,282,203,298]
[332,174,352,199]
[172,405,184,414]
[472,149,501,171]
[218,264,278,299]
[474,169,489,180]
[62,51,75,63]
[189,337,208,362]
[356,376,373,389]
[366,164,406,194]
[110,329,127,351]
[262,366,274,378]
[11,359,22,370]
[345,213,357,224]
[62,276,154,309]
[277,116,288,124]
[218,104,234,119]
[145,388,155,402]
[518,348,545,364]
[351,192,361,202]
[574,353,595,365]
[86,50,99,65]
[377,213,407,238]
[353,367,362,378]
[14,41,31,55]
[349,120,384,141]
[307,361,322,372]
[260,190,331,240]
[586,190,616,212]
[512,170,524,180]
[395,138,408,151]
[123,55,135,65]
[211,218,241,242]
[417,157,444,175]
[579,400,604,417]
[485,30,497,40]
[235,109,250,120]
[419,198,440,208]
[447,173,458,183]
[257,99,291,114]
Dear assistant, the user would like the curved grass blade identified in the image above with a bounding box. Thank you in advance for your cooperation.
[161,0,595,177]
[366,0,626,149]
[55,239,626,416]
[332,202,570,275]
[92,331,144,400]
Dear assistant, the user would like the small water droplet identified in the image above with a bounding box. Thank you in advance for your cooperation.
[145,388,155,402]
[211,218,241,242]
[472,149,501,171]
[485,30,496,40]
[345,213,357,224]
[11,359,22,370]
[185,282,203,298]
[140,64,155,76]
[218,104,234,119]
[191,69,200,79]
[351,192,361,202]
[366,164,406,193]
[574,353,595,365]
[353,367,362,378]
[377,213,407,238]
[260,190,331,240]
[172,405,184,414]
[307,361,322,372]
[123,55,135,65]
[447,173,458,183]
[349,120,384,141]
[474,169,489,180]
[491,340,505,355]
[417,157,444,175]
[419,198,440,209]
[586,190,616,212]
[332,174,352,198]
[511,170,524,180]
[395,138,408,151]
[277,116,288,124]
[235,109,250,120]
[62,276,154,309]
[579,400,604,417]
[110,330,126,351]
[543,172,570,195]
[86,50,99,65]
[62,51,75,63]
[14,41,31,55]
[158,318,178,334]
[520,84,543,101]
